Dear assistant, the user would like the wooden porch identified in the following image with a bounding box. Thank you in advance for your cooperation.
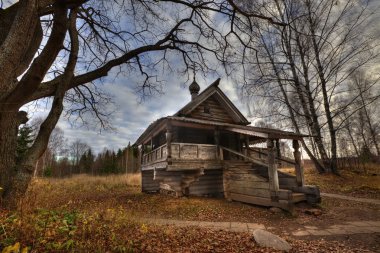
[137,117,320,211]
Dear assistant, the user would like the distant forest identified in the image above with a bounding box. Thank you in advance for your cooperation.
[17,119,139,178]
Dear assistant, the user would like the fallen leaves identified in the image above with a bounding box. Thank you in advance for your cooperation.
[0,174,379,252]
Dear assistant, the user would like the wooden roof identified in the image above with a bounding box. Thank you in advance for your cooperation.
[174,78,250,125]
[134,79,307,145]
[134,116,307,145]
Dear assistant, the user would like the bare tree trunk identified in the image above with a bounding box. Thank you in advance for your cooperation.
[357,82,380,156]
[306,1,338,174]
[282,28,330,170]
[258,27,326,173]
[347,126,360,157]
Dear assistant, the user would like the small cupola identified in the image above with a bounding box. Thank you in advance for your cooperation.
[189,78,200,100]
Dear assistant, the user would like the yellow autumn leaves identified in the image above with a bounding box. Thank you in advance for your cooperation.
[1,242,28,253]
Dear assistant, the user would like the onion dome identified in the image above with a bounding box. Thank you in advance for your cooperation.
[189,79,200,95]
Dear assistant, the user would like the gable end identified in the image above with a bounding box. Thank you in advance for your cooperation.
[189,95,235,123]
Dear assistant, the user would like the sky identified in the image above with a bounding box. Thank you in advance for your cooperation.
[63,75,246,153]
[27,72,247,154]
[21,0,380,155]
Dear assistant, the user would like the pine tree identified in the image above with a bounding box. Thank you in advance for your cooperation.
[86,149,95,175]
[16,125,34,163]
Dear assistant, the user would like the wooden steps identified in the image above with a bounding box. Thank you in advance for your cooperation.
[223,160,309,210]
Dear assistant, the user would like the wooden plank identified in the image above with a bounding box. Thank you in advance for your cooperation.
[229,193,292,210]
[225,127,268,138]
[225,174,267,182]
[166,124,172,159]
[229,186,271,198]
[190,96,236,123]
[199,146,217,160]
[228,180,270,190]
[167,161,222,171]
[171,144,180,158]
[267,139,279,197]
[189,185,223,191]
[192,179,223,185]
[293,140,304,187]
[141,170,160,192]
[292,193,306,203]
[229,193,274,206]
[170,120,215,130]
[224,169,258,174]
[220,146,268,167]
[141,161,167,171]
[180,144,198,159]
[249,148,296,165]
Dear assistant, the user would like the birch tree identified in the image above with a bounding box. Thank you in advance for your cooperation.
[239,0,380,173]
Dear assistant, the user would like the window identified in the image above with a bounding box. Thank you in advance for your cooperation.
[203,103,210,114]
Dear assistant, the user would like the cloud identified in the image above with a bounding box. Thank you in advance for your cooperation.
[45,70,248,153]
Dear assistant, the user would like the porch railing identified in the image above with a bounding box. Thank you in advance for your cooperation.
[142,143,218,165]
[142,144,167,165]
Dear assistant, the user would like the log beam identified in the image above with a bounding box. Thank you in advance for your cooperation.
[214,127,220,159]
[267,139,279,201]
[166,122,172,163]
[293,140,304,187]
[245,136,250,160]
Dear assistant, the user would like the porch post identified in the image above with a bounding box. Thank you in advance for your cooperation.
[140,145,144,165]
[276,139,281,168]
[267,139,279,201]
[293,140,304,186]
[245,136,250,158]
[214,127,220,160]
[166,121,172,162]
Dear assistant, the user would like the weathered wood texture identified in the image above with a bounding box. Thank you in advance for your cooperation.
[189,95,235,123]
[142,144,167,165]
[150,169,223,197]
[143,143,219,167]
[247,148,296,166]
[267,139,279,199]
[167,160,222,171]
[189,169,224,196]
[220,146,267,167]
[229,193,293,210]
[171,143,217,160]
[253,165,298,189]
[293,140,304,187]
[141,170,160,192]
[223,161,271,200]
[223,161,309,210]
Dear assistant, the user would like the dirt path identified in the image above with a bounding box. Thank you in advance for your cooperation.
[141,218,380,236]
[321,192,380,205]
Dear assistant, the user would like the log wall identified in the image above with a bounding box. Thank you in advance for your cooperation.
[188,169,223,196]
[141,169,224,197]
[190,95,235,123]
[141,170,160,192]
